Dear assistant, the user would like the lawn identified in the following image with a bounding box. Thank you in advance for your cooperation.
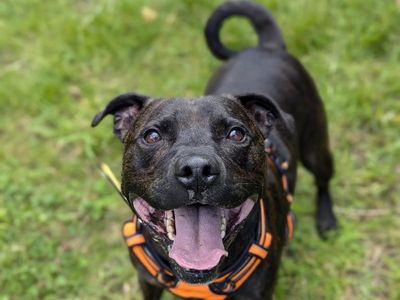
[0,0,399,299]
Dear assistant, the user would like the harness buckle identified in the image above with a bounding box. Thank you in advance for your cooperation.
[210,280,235,295]
[157,271,176,288]
[248,243,269,259]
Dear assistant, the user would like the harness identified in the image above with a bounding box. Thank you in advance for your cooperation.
[100,140,295,299]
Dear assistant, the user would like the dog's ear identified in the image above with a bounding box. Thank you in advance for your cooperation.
[236,93,295,137]
[91,93,150,142]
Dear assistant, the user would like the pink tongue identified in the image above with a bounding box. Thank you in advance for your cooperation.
[169,206,228,270]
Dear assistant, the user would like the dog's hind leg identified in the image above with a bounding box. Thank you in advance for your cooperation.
[299,105,338,237]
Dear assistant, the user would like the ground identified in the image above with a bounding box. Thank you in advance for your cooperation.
[0,0,399,299]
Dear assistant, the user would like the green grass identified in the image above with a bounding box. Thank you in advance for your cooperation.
[1,0,399,299]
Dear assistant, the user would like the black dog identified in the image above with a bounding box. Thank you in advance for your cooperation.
[92,2,337,299]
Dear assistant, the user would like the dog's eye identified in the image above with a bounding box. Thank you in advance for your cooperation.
[144,130,162,144]
[227,127,245,142]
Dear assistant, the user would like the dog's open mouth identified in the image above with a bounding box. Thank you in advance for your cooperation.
[132,197,256,271]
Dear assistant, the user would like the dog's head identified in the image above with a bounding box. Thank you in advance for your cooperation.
[92,93,292,283]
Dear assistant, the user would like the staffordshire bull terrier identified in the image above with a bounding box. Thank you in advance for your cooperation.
[92,2,338,299]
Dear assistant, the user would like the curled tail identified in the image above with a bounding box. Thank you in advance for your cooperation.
[204,1,286,60]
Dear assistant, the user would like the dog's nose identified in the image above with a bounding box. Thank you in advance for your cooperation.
[175,156,220,192]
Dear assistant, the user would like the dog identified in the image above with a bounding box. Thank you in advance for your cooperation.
[92,2,338,299]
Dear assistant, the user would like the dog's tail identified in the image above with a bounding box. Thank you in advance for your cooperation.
[204,1,286,60]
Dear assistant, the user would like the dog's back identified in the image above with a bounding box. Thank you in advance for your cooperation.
[204,1,338,237]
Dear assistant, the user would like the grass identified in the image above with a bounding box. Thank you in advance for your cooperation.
[0,0,399,299]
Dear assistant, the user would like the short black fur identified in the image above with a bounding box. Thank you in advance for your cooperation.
[92,2,338,299]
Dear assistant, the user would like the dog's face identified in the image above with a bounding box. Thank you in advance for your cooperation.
[92,93,290,283]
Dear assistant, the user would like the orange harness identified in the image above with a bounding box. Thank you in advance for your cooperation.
[122,200,274,300]
[101,145,295,300]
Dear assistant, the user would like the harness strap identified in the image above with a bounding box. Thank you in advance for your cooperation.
[265,140,296,242]
[122,200,272,299]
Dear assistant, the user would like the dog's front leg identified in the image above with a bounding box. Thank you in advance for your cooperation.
[138,278,163,300]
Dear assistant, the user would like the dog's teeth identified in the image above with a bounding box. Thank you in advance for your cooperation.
[166,219,174,231]
[221,212,227,239]
[166,220,175,232]
[168,232,176,241]
[165,211,176,241]
[221,226,226,237]
[167,224,174,233]
[166,210,174,219]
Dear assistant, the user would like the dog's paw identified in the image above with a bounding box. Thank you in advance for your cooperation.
[316,211,338,239]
